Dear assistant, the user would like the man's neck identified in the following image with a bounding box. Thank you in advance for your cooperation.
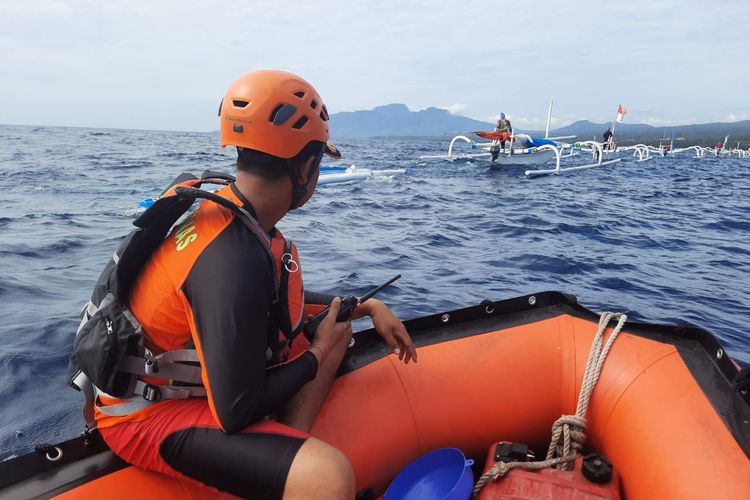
[233,171,291,233]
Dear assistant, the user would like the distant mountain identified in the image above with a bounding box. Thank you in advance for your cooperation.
[329,105,750,146]
[550,120,656,138]
[329,103,493,138]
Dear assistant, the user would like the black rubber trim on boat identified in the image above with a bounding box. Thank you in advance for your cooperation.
[0,431,127,498]
[340,292,571,375]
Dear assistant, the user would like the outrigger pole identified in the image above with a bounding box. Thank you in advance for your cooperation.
[608,104,625,150]
[610,104,620,135]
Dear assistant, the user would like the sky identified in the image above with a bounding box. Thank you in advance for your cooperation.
[1,0,748,132]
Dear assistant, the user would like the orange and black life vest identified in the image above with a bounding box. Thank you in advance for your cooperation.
[67,171,305,429]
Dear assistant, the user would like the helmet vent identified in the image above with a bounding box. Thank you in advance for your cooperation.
[232,100,250,108]
[310,99,318,110]
[270,104,298,125]
[294,91,306,98]
[292,116,309,130]
[320,104,329,122]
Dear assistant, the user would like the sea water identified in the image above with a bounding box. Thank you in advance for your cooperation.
[1,124,748,460]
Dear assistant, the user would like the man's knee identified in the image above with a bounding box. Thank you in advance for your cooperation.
[319,446,355,497]
[285,438,355,499]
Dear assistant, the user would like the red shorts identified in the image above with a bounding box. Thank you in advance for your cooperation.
[100,398,309,499]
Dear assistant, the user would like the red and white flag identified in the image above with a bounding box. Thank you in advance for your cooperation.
[615,104,627,123]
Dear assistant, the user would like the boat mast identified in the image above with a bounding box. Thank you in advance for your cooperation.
[544,99,553,139]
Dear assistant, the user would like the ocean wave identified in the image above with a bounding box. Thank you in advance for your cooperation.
[1,127,749,456]
[703,219,750,232]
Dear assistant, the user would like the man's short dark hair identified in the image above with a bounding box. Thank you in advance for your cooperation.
[236,148,289,180]
[236,141,324,180]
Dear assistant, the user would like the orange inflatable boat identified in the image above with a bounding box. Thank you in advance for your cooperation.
[2,292,749,499]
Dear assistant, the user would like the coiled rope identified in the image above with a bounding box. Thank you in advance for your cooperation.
[473,312,628,498]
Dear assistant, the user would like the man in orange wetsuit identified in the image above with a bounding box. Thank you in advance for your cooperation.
[98,70,418,499]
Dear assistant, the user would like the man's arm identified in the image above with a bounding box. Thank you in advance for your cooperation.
[181,221,318,433]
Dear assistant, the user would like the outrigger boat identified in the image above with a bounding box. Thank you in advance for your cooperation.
[2,292,749,499]
[420,101,576,168]
[600,129,749,162]
[420,101,626,177]
[418,134,566,166]
[730,142,750,158]
[614,132,712,162]
[523,105,627,176]
[670,136,750,159]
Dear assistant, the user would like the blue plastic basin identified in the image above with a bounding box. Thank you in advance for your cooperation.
[384,448,474,500]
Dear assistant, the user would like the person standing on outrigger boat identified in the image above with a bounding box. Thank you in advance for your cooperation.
[74,70,418,500]
[603,127,614,151]
[491,112,513,162]
[495,112,512,149]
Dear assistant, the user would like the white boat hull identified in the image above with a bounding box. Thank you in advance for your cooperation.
[318,166,405,186]
[491,149,556,166]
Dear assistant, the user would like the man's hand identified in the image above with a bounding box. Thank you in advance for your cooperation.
[308,297,353,364]
[355,299,417,364]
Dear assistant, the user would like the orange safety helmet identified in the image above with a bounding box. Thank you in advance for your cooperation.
[219,70,340,160]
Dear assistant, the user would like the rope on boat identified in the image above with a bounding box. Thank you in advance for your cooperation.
[473,311,628,498]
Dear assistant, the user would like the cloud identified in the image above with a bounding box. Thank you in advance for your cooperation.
[508,116,541,127]
[443,104,467,116]
[643,117,680,127]
[726,113,750,122]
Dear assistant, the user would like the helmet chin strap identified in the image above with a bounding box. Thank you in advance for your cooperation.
[290,183,307,210]
[288,154,321,211]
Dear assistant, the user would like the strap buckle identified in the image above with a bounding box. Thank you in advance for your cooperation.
[142,384,161,402]
[145,357,159,375]
[144,349,159,375]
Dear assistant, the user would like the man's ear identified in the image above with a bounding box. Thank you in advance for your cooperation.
[294,155,317,184]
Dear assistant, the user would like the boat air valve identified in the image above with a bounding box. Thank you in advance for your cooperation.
[582,453,613,484]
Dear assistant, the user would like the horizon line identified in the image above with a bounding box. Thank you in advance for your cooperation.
[2,113,749,135]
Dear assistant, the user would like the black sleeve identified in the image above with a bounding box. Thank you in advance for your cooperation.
[182,219,318,433]
[304,290,336,305]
